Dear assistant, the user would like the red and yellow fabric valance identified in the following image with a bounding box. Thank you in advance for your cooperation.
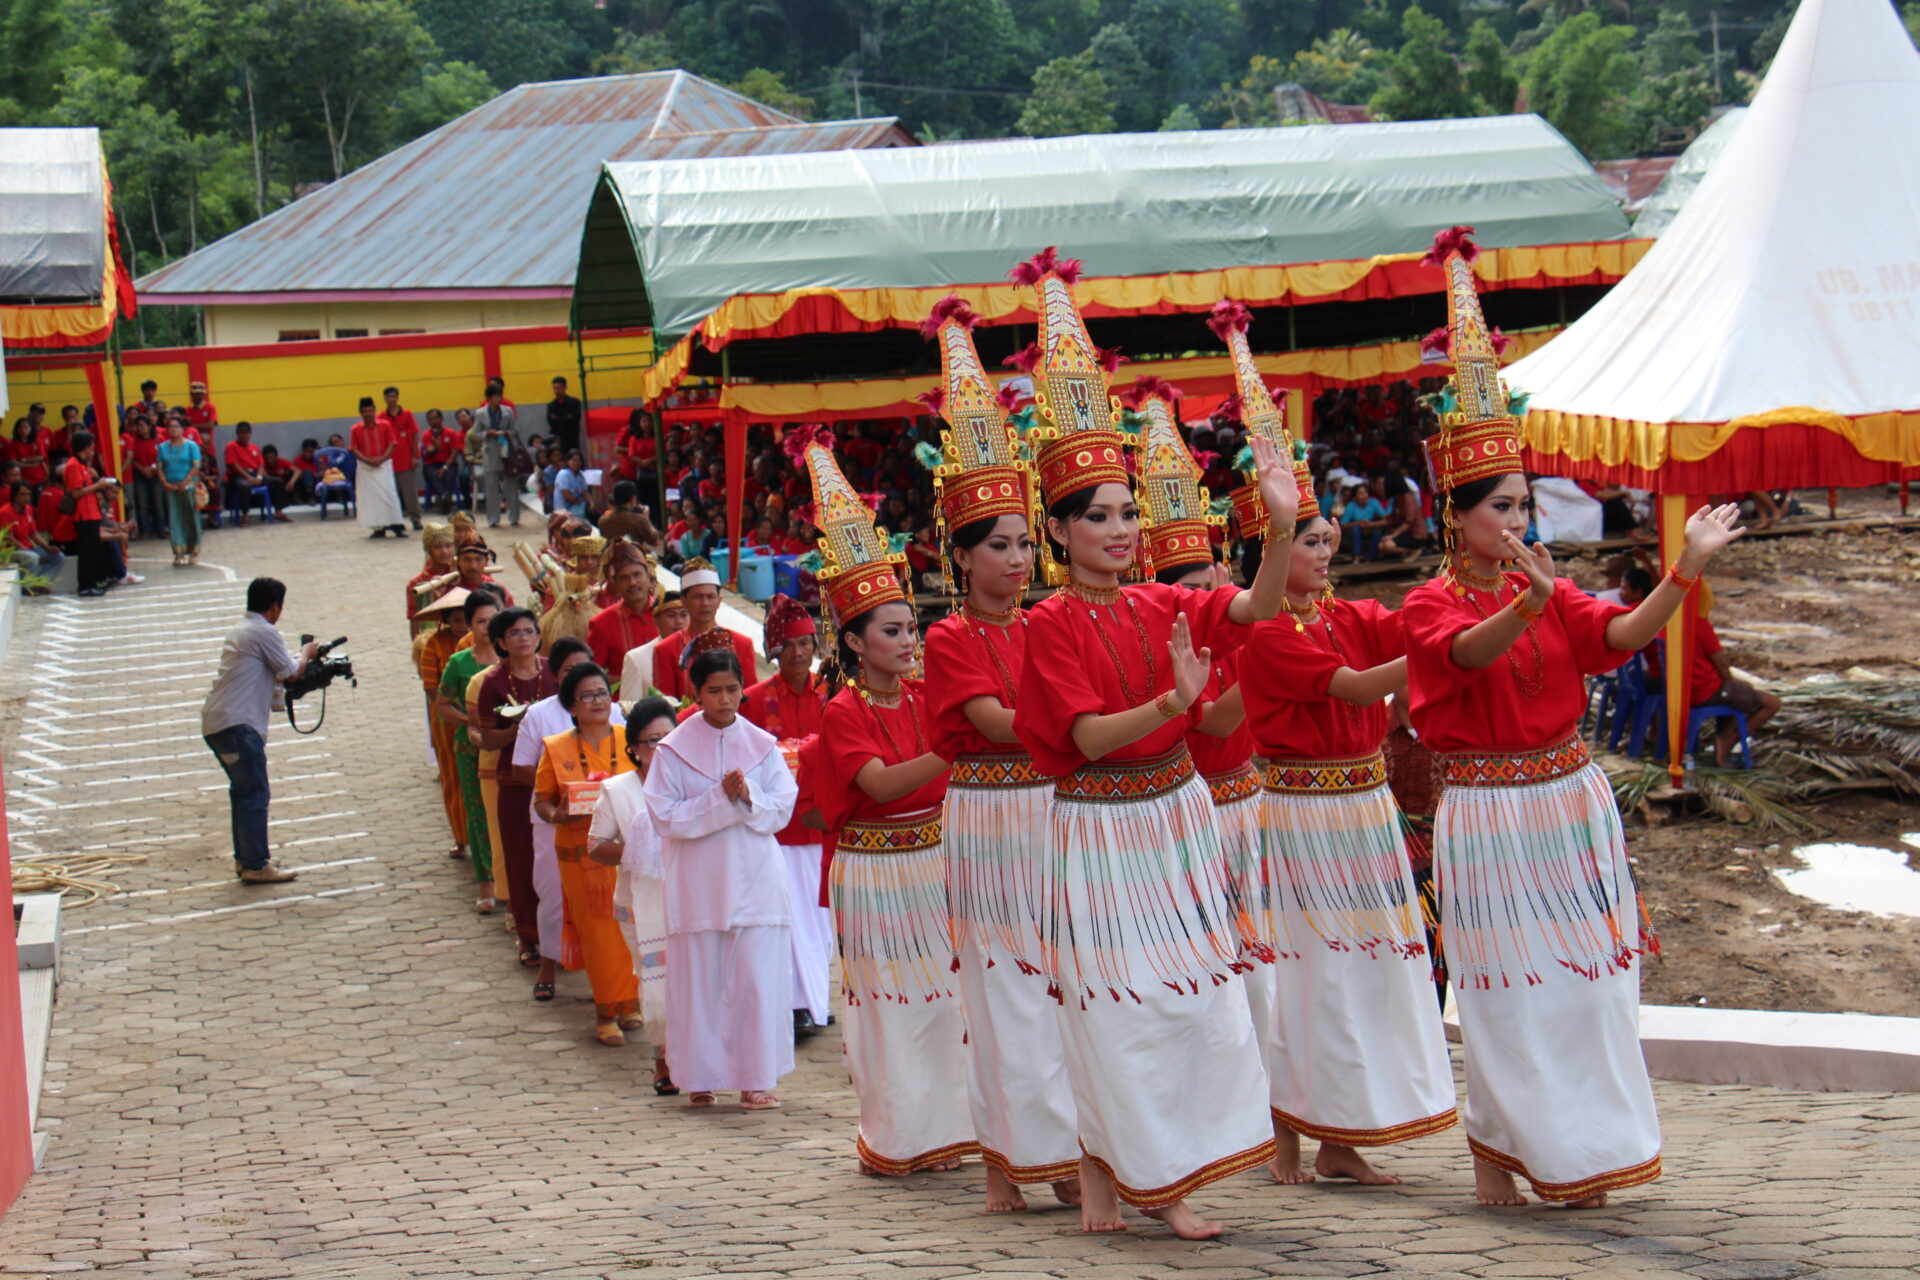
[1,189,137,350]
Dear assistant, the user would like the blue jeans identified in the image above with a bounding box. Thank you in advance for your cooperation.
[205,725,272,871]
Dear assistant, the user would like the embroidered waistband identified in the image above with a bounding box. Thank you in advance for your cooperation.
[949,750,1047,789]
[1056,746,1194,804]
[1204,764,1261,805]
[1261,751,1388,795]
[838,810,943,853]
[1441,733,1590,789]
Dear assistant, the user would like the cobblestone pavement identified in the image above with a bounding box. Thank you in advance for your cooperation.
[1,517,1917,1280]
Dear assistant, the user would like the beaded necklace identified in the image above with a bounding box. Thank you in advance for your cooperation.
[962,601,1024,705]
[1065,578,1158,705]
[855,678,928,760]
[1458,578,1546,700]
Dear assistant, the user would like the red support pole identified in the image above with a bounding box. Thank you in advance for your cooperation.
[723,408,748,591]
[0,754,40,1216]
[1826,486,1837,520]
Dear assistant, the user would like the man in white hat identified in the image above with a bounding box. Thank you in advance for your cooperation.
[648,558,757,702]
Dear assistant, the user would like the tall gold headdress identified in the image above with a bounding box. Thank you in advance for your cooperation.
[1208,300,1297,539]
[1418,225,1523,495]
[914,295,1038,595]
[1118,378,1218,575]
[798,430,909,629]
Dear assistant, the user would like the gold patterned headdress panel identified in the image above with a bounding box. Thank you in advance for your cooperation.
[918,295,1034,537]
[802,438,908,628]
[1119,378,1217,575]
[1011,248,1128,511]
[1209,300,1295,538]
[1419,226,1523,493]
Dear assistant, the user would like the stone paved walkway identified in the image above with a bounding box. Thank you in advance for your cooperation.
[1,518,1916,1279]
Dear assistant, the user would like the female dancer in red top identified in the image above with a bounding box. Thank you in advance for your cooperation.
[1241,455,1456,1187]
[1404,229,1743,1207]
[803,436,976,1178]
[918,298,1081,1213]
[1007,251,1296,1239]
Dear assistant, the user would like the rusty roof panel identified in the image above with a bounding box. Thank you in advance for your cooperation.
[137,71,908,298]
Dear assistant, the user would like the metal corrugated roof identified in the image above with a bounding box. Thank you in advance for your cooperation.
[136,71,911,300]
[0,128,107,302]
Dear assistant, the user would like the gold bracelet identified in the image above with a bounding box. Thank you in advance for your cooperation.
[1154,691,1184,719]
[1512,596,1545,623]
[1667,564,1700,592]
[1266,523,1294,542]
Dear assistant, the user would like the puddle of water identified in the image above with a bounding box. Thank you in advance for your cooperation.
[1773,840,1920,919]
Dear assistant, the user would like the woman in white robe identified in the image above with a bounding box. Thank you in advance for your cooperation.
[643,649,799,1109]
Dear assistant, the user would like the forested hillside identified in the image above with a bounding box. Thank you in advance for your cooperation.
[5,0,1915,341]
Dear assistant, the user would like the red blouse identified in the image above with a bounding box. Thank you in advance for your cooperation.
[816,683,948,831]
[922,610,1027,760]
[1185,648,1254,777]
[1403,573,1631,755]
[586,602,659,680]
[1013,581,1246,778]
[1243,599,1404,761]
[743,672,830,847]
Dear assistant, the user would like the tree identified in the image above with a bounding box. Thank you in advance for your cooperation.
[1089,23,1155,132]
[1016,49,1113,136]
[282,0,437,178]
[1521,11,1638,158]
[874,0,1024,137]
[1284,29,1387,104]
[1158,102,1201,131]
[1907,2,1920,47]
[1368,6,1482,122]
[1208,53,1287,128]
[390,62,499,142]
[414,0,609,88]
[1122,0,1247,126]
[0,0,73,122]
[730,67,816,119]
[1463,20,1517,114]
[594,30,678,75]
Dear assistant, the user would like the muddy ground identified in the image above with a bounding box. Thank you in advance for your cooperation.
[1347,486,1920,1016]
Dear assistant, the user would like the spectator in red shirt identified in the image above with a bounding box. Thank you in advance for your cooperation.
[287,438,322,507]
[1629,569,1781,767]
[50,405,79,457]
[420,409,462,514]
[123,414,165,540]
[2,480,63,580]
[378,385,423,529]
[183,380,218,452]
[352,397,406,538]
[61,430,119,596]
[224,422,285,524]
[260,445,297,513]
[9,415,49,490]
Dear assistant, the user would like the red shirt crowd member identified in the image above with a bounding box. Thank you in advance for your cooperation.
[9,419,49,487]
[377,388,419,472]
[650,560,756,701]
[586,542,661,682]
[183,382,218,448]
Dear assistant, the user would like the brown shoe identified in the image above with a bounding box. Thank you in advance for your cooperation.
[238,863,299,884]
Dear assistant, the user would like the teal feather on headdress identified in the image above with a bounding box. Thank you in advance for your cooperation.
[1294,438,1309,463]
[912,440,945,473]
[887,532,911,555]
[797,550,824,573]
[1208,494,1235,519]
[1418,388,1458,416]
[1232,444,1255,472]
[1507,389,1531,417]
[1115,408,1147,438]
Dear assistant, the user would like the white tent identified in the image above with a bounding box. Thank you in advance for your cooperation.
[1507,0,1920,489]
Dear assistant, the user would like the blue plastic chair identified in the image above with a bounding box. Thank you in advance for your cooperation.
[314,447,356,519]
[1686,705,1753,768]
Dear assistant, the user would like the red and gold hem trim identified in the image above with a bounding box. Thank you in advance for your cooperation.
[1272,1105,1458,1148]
[978,1147,1082,1186]
[838,810,943,854]
[856,1135,981,1176]
[950,750,1049,790]
[1441,733,1590,789]
[1081,1137,1279,1210]
[1056,746,1195,805]
[594,998,640,1019]
[1261,751,1388,795]
[1468,1137,1662,1202]
[1204,764,1261,806]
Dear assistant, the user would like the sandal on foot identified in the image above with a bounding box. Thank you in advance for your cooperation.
[596,1022,626,1047]
[518,947,541,969]
[653,1075,680,1097]
[689,1092,716,1108]
[740,1092,782,1111]
[473,897,495,915]
[617,1014,643,1031]
[532,980,555,1002]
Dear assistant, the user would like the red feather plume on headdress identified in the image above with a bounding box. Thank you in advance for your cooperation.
[1211,393,1245,426]
[995,381,1027,412]
[1116,376,1185,409]
[1002,342,1041,374]
[914,386,947,415]
[1490,328,1513,356]
[1095,346,1128,375]
[780,422,835,465]
[1008,246,1083,286]
[1421,327,1452,359]
[1421,225,1480,268]
[918,294,980,341]
[793,501,816,527]
[1206,299,1254,342]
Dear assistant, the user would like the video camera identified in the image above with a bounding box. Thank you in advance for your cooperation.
[286,636,355,732]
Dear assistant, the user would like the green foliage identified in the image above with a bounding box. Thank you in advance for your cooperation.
[0,0,73,121]
[1283,29,1386,105]
[877,0,1025,137]
[1088,23,1155,132]
[1906,2,1920,47]
[1208,53,1288,128]
[1368,7,1482,122]
[1157,102,1201,131]
[729,68,814,120]
[414,0,609,88]
[1463,19,1517,114]
[1520,11,1639,157]
[391,63,501,142]
[1017,49,1114,137]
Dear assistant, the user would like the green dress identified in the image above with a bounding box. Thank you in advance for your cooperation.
[440,649,493,885]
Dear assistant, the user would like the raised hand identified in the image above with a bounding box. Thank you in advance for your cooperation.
[1682,503,1746,566]
[1250,434,1300,531]
[1167,614,1211,713]
[1500,530,1556,603]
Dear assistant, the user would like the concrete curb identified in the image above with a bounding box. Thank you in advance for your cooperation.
[1444,998,1920,1092]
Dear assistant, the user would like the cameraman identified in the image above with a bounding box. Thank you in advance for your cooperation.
[201,578,318,884]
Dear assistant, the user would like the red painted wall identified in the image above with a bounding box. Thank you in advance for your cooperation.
[0,754,38,1215]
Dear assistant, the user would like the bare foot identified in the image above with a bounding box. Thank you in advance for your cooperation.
[1473,1157,1527,1206]
[1077,1156,1127,1233]
[984,1165,1028,1213]
[1315,1143,1401,1185]
[1141,1199,1224,1240]
[1268,1126,1314,1184]
[1560,1191,1609,1209]
[928,1158,963,1172]
[1051,1176,1082,1206]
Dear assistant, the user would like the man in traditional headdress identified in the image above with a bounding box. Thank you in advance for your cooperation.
[740,594,834,1037]
[650,558,757,701]
[588,540,660,685]
[406,522,460,634]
